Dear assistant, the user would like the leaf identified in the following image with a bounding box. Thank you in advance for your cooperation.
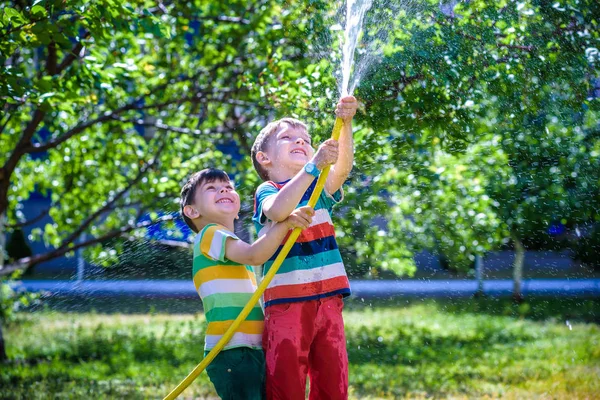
[3,7,26,24]
[31,5,47,18]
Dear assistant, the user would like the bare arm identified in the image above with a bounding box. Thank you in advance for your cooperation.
[326,96,357,195]
[262,171,315,222]
[263,141,339,222]
[225,206,314,265]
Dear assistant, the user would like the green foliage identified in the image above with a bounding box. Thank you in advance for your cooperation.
[330,0,600,272]
[2,302,599,398]
[0,0,334,270]
[0,272,39,323]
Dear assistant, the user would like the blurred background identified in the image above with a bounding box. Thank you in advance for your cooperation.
[1,0,599,398]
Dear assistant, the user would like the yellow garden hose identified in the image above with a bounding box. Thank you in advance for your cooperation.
[164,117,345,399]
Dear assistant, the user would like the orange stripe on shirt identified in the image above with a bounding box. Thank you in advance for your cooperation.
[193,265,257,290]
[206,320,264,335]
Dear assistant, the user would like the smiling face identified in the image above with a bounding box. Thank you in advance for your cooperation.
[182,176,241,232]
[194,178,240,218]
[259,124,315,181]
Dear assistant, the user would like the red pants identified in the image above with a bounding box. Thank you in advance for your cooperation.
[263,295,348,400]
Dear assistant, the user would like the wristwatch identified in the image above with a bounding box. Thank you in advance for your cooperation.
[304,162,320,178]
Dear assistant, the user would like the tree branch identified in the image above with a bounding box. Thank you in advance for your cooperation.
[0,111,15,136]
[56,31,91,74]
[2,109,46,180]
[47,41,57,75]
[0,214,177,276]
[23,53,247,154]
[0,16,50,39]
[5,207,50,229]
[24,110,123,153]
[3,28,97,189]
[115,117,207,135]
[58,137,168,248]
[24,88,250,153]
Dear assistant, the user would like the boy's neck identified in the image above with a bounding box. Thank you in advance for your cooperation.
[196,217,235,233]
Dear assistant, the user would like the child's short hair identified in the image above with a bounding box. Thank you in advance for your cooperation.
[251,117,308,181]
[180,168,230,233]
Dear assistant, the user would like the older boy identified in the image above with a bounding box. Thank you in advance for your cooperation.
[180,168,314,400]
[251,97,358,400]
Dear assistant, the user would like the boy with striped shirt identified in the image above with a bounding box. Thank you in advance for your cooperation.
[180,168,314,400]
[251,96,358,399]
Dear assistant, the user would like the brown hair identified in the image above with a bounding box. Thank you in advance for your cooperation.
[251,117,308,181]
[180,168,230,233]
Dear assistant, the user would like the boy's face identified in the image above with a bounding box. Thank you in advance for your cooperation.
[265,124,314,172]
[190,179,240,221]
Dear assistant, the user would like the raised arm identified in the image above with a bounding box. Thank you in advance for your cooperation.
[326,96,357,195]
[263,142,339,222]
[262,172,315,222]
[225,206,314,265]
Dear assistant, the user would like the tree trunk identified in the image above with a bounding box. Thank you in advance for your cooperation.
[474,254,484,297]
[0,211,6,270]
[0,211,7,361]
[512,238,525,303]
[0,321,6,362]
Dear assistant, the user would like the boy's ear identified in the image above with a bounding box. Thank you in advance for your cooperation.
[183,205,200,220]
[255,151,271,167]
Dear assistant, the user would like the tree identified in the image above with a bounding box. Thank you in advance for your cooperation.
[0,0,336,275]
[346,0,600,298]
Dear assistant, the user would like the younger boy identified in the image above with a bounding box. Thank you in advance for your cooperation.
[251,97,358,400]
[180,168,314,400]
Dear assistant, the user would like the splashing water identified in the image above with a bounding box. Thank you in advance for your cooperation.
[335,0,418,97]
[340,0,374,97]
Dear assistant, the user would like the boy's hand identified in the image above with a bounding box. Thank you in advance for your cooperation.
[284,206,315,230]
[335,95,358,123]
[311,139,339,170]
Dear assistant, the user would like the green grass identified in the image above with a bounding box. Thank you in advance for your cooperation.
[2,299,599,399]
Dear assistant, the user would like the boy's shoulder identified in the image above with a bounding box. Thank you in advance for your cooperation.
[193,223,239,261]
[254,181,284,205]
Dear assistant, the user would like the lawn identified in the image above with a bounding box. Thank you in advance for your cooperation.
[2,298,599,399]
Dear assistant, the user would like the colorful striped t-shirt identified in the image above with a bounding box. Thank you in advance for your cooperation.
[192,224,264,351]
[253,179,351,307]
